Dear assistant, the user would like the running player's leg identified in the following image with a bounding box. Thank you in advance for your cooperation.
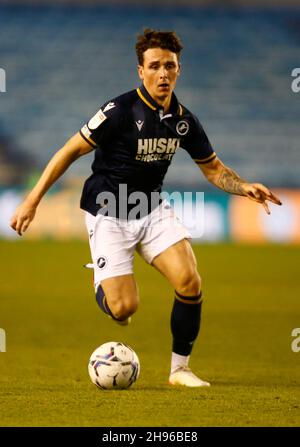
[99,274,139,322]
[152,239,210,387]
[137,200,209,386]
[85,212,139,324]
[153,238,201,295]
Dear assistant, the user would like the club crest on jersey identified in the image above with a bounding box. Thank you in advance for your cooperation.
[97,256,107,269]
[176,120,189,136]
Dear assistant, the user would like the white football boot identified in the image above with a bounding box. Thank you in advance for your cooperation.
[169,366,210,387]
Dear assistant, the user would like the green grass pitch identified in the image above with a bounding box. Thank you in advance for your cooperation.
[0,240,299,426]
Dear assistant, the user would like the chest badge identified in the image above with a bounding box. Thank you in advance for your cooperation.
[135,120,144,131]
[176,120,189,136]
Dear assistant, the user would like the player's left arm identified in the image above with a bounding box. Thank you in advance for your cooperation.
[199,155,282,214]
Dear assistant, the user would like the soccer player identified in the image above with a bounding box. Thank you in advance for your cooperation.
[10,29,282,387]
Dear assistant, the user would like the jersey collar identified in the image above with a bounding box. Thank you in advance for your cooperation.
[137,84,182,116]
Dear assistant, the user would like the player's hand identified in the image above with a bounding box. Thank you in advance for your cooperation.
[10,200,37,236]
[241,183,282,215]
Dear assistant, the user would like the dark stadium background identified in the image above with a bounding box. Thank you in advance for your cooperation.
[0,0,299,428]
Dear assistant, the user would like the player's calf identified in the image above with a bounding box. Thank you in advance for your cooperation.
[96,284,114,317]
[109,299,138,321]
[95,284,137,323]
[168,289,211,386]
[171,290,203,356]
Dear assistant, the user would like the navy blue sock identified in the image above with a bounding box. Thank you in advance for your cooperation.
[171,290,203,356]
[96,285,114,318]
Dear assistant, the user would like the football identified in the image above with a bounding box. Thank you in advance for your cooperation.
[88,341,140,390]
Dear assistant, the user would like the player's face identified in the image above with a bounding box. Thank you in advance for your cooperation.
[138,48,180,103]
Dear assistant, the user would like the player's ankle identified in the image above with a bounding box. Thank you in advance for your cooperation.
[171,352,190,374]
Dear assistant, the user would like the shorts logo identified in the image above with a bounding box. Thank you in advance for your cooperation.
[97,256,107,269]
[176,120,189,136]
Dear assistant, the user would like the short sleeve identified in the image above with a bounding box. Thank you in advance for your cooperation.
[79,100,119,149]
[181,114,217,165]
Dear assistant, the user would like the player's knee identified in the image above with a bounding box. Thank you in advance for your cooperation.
[176,270,202,296]
[110,298,138,321]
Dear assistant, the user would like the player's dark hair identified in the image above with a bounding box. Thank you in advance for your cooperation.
[135,28,183,65]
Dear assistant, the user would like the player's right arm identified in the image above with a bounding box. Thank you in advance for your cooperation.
[10,132,93,236]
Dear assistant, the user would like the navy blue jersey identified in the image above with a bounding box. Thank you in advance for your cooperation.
[79,84,216,217]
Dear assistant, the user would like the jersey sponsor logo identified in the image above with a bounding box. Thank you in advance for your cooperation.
[176,120,189,136]
[97,256,107,269]
[103,102,116,112]
[88,109,107,130]
[136,138,180,162]
[135,120,144,131]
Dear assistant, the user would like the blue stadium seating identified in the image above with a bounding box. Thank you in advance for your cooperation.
[0,5,299,187]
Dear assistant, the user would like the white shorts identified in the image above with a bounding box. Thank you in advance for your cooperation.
[85,200,191,288]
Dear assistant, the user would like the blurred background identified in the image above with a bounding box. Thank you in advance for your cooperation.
[1,1,300,429]
[1,0,300,243]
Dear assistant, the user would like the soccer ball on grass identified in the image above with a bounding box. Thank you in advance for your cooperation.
[88,341,140,390]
